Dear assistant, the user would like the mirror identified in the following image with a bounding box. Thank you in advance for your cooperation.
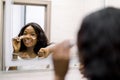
[1,0,51,71]
[12,4,45,37]
[11,4,47,61]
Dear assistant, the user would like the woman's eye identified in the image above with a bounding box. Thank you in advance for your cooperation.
[31,34,35,36]
[23,33,27,35]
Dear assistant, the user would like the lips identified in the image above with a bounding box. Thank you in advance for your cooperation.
[23,36,37,47]
[24,39,33,44]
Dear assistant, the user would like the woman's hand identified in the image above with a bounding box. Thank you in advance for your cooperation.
[12,36,24,53]
[38,44,55,58]
[38,48,50,58]
[52,40,71,80]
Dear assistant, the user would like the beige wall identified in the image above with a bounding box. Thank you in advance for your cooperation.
[50,0,104,43]
[105,0,120,8]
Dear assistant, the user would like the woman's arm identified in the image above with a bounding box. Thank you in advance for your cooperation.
[52,40,71,80]
[38,40,75,58]
[38,43,55,58]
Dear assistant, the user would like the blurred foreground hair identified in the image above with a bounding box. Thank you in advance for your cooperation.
[77,7,120,80]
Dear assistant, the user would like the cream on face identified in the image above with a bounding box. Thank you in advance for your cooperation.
[22,26,37,47]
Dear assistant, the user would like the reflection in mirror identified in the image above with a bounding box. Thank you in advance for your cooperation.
[2,0,51,71]
[11,5,48,61]
[12,22,48,60]
[11,22,50,70]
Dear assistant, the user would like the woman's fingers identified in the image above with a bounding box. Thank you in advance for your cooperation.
[38,48,49,58]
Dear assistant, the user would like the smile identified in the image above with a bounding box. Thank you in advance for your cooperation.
[24,39,32,44]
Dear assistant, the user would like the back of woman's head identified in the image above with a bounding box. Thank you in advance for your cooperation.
[77,7,120,80]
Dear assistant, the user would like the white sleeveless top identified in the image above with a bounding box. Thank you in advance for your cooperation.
[17,56,38,60]
[17,55,53,71]
[17,56,42,70]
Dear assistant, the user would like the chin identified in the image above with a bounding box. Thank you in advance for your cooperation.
[25,44,34,47]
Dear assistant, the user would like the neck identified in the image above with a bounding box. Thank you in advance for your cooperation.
[26,47,34,52]
[26,47,37,57]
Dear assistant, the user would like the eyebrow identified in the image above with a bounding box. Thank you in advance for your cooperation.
[23,31,36,34]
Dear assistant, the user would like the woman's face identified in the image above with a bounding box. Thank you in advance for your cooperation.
[22,26,37,48]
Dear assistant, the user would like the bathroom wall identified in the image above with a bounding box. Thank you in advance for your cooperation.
[50,0,105,43]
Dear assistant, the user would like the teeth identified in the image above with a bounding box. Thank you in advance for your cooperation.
[25,39,31,43]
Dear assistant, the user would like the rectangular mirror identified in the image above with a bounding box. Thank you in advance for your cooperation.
[0,0,51,71]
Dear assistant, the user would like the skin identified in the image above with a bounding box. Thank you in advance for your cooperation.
[52,40,71,80]
[12,26,37,59]
[38,44,55,58]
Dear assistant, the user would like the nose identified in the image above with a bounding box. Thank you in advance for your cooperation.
[24,34,32,39]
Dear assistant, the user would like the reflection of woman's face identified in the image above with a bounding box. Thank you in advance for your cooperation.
[23,26,37,48]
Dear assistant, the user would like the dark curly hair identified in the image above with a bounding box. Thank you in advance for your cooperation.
[77,7,120,80]
[18,22,48,55]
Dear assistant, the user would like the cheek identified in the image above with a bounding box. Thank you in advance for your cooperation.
[22,39,26,44]
[33,39,37,45]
